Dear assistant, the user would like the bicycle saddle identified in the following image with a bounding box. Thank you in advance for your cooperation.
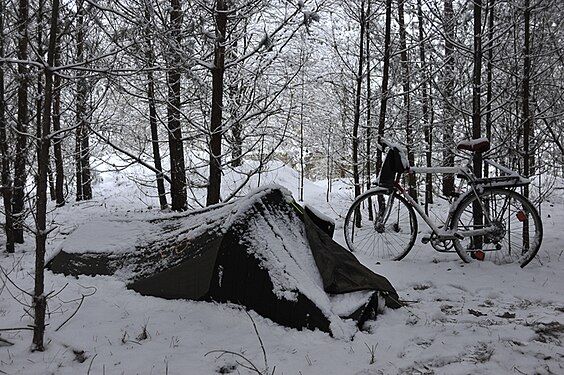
[457,138,490,153]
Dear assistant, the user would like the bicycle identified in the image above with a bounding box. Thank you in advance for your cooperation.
[343,137,543,267]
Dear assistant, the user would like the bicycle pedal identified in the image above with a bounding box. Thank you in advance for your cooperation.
[421,235,431,244]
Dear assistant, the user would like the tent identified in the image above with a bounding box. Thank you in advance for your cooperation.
[47,186,400,338]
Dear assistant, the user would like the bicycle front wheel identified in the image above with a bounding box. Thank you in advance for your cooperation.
[344,189,417,260]
[450,188,542,267]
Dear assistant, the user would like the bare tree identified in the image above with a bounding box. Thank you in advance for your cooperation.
[377,0,393,161]
[351,0,367,204]
[167,0,187,210]
[522,0,533,199]
[14,0,30,244]
[33,0,60,351]
[441,0,455,196]
[207,0,228,206]
[0,0,14,253]
[75,0,92,201]
[204,1,310,205]
[472,0,483,175]
[483,0,495,178]
[417,0,433,213]
[365,0,372,194]
[471,0,484,251]
[144,2,168,209]
[52,38,65,207]
[397,0,416,200]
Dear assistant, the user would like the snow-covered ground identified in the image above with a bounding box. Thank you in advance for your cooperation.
[1,162,563,375]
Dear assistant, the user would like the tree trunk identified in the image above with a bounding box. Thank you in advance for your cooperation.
[0,0,14,253]
[442,0,455,196]
[228,39,243,168]
[522,0,532,199]
[80,131,92,199]
[377,0,393,166]
[35,4,44,185]
[472,0,484,251]
[299,60,305,202]
[484,0,495,178]
[148,73,168,210]
[472,0,483,176]
[231,120,243,167]
[34,0,59,351]
[167,0,187,211]
[144,5,168,210]
[75,0,92,201]
[14,0,30,244]
[352,0,366,206]
[207,0,228,206]
[417,0,433,213]
[365,0,372,193]
[52,42,65,207]
[397,0,416,201]
[75,0,83,201]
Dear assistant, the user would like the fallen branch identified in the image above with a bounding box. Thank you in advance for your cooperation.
[55,286,97,332]
[86,353,98,375]
[55,294,85,332]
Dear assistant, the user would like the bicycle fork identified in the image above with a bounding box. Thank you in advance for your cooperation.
[374,192,397,233]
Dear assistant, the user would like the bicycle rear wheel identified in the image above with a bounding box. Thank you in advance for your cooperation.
[344,189,417,260]
[450,188,542,267]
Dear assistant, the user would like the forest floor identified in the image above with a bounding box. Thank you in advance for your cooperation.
[1,162,563,375]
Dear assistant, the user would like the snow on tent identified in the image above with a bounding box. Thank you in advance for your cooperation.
[46,186,400,339]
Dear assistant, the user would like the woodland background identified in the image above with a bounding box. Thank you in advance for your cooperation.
[0,0,563,350]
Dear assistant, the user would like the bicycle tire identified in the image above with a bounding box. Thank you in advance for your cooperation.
[344,189,418,260]
[450,188,543,267]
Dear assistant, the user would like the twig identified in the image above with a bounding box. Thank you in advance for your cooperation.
[55,294,86,332]
[204,308,274,374]
[0,265,32,297]
[60,285,97,303]
[87,353,98,375]
[45,283,68,299]
[90,126,172,184]
[205,350,263,375]
[1,254,25,276]
[244,309,268,371]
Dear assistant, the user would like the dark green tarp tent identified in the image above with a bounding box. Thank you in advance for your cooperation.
[47,186,400,338]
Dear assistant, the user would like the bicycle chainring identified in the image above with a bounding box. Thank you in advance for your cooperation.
[430,233,455,252]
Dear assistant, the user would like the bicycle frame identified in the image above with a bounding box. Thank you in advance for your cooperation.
[382,158,529,241]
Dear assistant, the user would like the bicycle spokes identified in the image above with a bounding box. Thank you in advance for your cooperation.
[450,189,542,266]
[344,189,418,260]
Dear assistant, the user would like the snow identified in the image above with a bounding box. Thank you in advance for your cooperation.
[1,163,563,375]
[54,220,155,256]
